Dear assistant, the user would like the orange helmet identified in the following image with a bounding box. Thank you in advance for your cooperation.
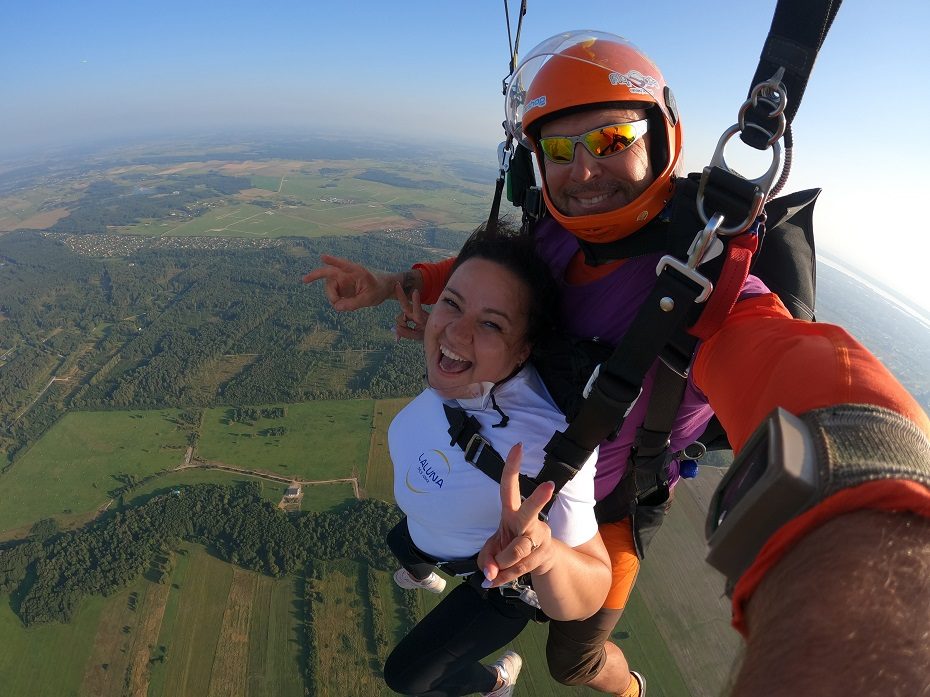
[505,31,683,242]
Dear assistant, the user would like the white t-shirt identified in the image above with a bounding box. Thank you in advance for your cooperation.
[389,365,598,561]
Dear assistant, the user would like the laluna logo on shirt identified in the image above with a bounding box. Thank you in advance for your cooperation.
[405,450,451,493]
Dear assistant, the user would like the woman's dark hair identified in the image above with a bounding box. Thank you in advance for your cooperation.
[450,221,558,346]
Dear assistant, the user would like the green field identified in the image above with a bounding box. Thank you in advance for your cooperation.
[126,468,355,513]
[197,399,374,481]
[158,203,299,238]
[0,400,375,538]
[0,409,189,535]
[146,544,305,697]
[89,157,495,239]
[0,396,738,696]
[250,175,281,191]
[313,560,388,696]
[0,591,107,697]
[363,397,409,501]
[0,543,307,697]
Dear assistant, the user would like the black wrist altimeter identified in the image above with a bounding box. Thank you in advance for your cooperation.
[705,404,930,593]
[705,408,818,589]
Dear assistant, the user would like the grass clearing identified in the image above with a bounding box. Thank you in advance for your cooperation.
[298,327,339,350]
[77,575,171,697]
[250,175,281,192]
[146,544,303,697]
[246,573,305,697]
[197,400,374,481]
[146,543,194,697]
[300,351,352,392]
[0,591,106,697]
[208,569,259,696]
[126,578,173,696]
[312,560,386,696]
[295,480,356,512]
[79,583,139,697]
[363,398,410,500]
[0,409,188,534]
[193,353,259,396]
[153,545,232,697]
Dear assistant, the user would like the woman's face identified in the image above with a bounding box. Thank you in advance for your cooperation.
[424,257,532,398]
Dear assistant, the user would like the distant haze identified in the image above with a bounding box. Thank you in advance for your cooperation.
[3,0,928,310]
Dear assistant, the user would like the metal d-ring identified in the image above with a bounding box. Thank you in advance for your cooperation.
[696,125,782,235]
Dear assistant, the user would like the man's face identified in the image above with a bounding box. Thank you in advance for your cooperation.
[538,107,655,217]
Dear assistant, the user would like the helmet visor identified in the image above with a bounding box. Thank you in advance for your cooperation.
[504,30,665,149]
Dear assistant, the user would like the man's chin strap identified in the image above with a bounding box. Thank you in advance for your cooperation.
[574,213,672,266]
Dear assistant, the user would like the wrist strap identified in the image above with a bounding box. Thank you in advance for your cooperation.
[802,404,930,496]
[728,405,930,635]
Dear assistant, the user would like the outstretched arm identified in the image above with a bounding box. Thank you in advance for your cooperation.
[731,509,930,696]
[694,292,930,695]
[477,444,610,621]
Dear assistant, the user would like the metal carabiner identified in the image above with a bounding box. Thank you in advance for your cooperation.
[687,212,724,268]
[738,67,788,146]
[654,213,723,304]
[696,68,788,235]
[497,139,513,174]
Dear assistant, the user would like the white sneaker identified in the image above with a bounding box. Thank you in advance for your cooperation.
[393,568,446,594]
[482,651,522,697]
[631,670,647,696]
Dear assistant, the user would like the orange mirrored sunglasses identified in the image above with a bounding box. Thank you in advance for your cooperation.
[538,120,649,164]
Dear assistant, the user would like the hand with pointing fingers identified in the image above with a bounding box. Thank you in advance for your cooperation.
[302,254,397,311]
[477,443,556,589]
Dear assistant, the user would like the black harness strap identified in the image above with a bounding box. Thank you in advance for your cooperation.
[435,557,483,576]
[443,403,574,516]
[741,0,842,150]
[629,361,690,498]
[558,264,705,450]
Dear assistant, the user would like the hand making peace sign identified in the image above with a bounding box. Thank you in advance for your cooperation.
[477,443,556,588]
[393,281,429,342]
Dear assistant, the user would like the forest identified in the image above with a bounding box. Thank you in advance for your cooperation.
[0,229,452,466]
[0,481,403,627]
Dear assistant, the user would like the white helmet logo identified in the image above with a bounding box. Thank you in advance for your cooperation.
[609,70,659,95]
[524,95,547,114]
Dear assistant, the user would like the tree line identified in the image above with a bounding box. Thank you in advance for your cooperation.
[41,174,254,236]
[0,482,403,627]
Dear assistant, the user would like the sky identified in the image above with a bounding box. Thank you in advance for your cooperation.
[3,0,929,313]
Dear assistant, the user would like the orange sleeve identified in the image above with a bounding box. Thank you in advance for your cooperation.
[694,293,930,635]
[412,257,456,304]
[693,292,930,453]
